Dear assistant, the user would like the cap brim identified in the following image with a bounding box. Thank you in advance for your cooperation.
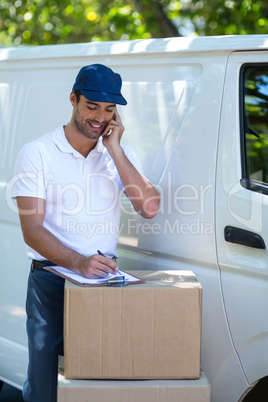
[80,89,127,106]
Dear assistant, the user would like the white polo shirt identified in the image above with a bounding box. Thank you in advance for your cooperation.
[11,126,144,260]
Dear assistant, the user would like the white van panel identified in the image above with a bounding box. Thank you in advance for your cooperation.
[116,50,250,402]
[0,222,28,388]
[119,52,221,265]
[216,50,268,387]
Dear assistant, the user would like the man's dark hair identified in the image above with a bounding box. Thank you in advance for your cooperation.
[73,89,82,103]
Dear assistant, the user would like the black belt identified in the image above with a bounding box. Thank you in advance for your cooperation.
[32,259,57,271]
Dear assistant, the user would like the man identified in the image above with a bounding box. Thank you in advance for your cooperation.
[12,64,160,401]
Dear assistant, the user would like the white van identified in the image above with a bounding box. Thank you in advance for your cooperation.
[1,35,268,401]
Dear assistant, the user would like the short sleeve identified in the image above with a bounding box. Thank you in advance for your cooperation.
[11,141,46,200]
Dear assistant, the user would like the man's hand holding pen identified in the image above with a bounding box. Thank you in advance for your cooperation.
[76,250,118,279]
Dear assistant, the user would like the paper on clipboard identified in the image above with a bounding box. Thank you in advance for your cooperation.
[44,265,142,286]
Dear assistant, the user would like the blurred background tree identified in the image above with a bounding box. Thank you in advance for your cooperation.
[0,0,267,46]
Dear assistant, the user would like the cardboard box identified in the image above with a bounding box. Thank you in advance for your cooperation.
[64,270,202,380]
[57,372,210,402]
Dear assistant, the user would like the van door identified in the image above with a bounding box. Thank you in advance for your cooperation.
[216,51,268,388]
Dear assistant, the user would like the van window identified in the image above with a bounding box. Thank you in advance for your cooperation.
[118,64,203,247]
[120,65,202,185]
[241,65,268,191]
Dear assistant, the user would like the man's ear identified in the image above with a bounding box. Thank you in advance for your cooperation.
[70,91,77,107]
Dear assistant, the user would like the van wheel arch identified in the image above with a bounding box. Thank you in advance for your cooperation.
[238,376,268,401]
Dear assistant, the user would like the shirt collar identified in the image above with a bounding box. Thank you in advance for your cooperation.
[52,126,105,158]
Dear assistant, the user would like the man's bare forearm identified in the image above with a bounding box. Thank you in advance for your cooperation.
[22,223,83,269]
[108,145,160,218]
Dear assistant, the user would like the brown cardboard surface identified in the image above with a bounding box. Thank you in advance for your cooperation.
[58,371,210,402]
[64,270,202,380]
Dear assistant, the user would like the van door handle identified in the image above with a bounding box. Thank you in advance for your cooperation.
[224,226,266,249]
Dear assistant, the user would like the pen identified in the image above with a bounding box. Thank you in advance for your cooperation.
[97,250,118,265]
[97,250,106,257]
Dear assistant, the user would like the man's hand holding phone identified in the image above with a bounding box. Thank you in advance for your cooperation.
[102,108,125,153]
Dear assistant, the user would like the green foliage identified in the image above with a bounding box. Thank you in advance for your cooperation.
[0,0,152,45]
[181,0,268,36]
[244,68,268,183]
[0,0,267,46]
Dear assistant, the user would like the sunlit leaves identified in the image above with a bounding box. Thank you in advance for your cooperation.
[185,0,268,35]
[0,0,267,46]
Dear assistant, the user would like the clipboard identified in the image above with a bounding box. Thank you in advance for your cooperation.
[43,265,144,287]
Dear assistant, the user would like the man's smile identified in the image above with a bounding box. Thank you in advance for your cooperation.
[87,120,105,131]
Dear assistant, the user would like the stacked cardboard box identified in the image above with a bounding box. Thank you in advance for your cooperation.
[58,372,210,402]
[58,270,210,401]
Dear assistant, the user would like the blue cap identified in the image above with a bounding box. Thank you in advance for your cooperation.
[72,64,127,105]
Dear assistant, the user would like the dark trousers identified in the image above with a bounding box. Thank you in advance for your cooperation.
[23,264,65,402]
